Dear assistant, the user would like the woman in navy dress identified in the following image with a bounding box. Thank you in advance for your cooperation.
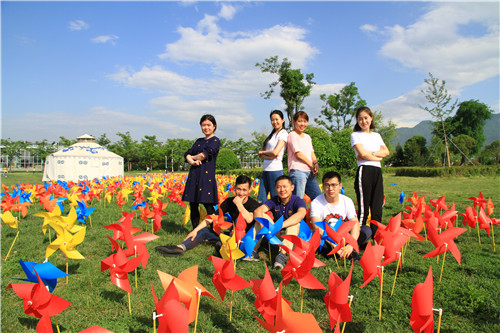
[182,114,220,229]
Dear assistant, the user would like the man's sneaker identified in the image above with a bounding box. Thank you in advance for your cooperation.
[242,250,260,262]
[273,253,288,270]
[155,245,184,257]
[350,250,361,263]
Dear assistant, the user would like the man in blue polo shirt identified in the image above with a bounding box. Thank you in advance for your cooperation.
[254,175,307,269]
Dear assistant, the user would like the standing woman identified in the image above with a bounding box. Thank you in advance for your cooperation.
[351,106,390,240]
[287,111,322,201]
[182,114,220,229]
[257,110,288,203]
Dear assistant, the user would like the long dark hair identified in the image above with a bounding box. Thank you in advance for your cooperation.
[200,114,217,132]
[353,106,375,131]
[262,110,285,150]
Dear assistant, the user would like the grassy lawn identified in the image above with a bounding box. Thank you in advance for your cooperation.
[1,171,499,332]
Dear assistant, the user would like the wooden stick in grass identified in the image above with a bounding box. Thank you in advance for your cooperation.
[341,295,354,333]
[128,292,132,314]
[391,252,401,297]
[439,243,448,283]
[4,230,19,261]
[193,287,202,333]
[379,266,384,321]
[433,308,443,333]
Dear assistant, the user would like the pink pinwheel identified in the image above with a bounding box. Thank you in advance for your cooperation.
[151,281,189,333]
[250,262,291,324]
[101,237,142,293]
[410,266,434,333]
[255,281,322,333]
[423,225,466,264]
[359,242,385,288]
[7,269,71,333]
[324,265,353,332]
[157,266,217,324]
[208,255,250,301]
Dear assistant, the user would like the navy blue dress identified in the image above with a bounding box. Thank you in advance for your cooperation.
[181,136,220,204]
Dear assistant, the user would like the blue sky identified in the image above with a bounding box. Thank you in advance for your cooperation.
[2,1,499,143]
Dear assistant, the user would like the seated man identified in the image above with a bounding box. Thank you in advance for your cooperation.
[310,171,372,262]
[155,174,260,257]
[253,175,307,270]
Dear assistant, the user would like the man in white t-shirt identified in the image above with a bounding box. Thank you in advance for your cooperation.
[310,171,372,262]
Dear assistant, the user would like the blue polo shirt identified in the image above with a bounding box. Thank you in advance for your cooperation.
[264,195,306,221]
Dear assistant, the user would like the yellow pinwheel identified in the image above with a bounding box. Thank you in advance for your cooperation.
[34,204,64,235]
[66,192,80,207]
[46,223,86,260]
[183,205,191,226]
[1,210,18,229]
[55,206,85,234]
[147,189,162,205]
[219,233,245,261]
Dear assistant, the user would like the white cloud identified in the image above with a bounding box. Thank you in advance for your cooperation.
[69,20,89,31]
[91,35,119,45]
[360,24,378,34]
[218,3,238,20]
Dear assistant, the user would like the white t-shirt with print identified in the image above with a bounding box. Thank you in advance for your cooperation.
[310,193,357,228]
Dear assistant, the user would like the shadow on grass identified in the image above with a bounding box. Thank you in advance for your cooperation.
[101,289,127,303]
[67,262,81,275]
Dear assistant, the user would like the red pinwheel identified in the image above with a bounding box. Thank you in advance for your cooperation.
[151,281,189,333]
[207,255,250,301]
[468,192,487,210]
[280,230,325,290]
[7,269,71,333]
[250,262,291,324]
[423,224,466,264]
[429,195,448,212]
[478,208,492,237]
[380,232,409,267]
[255,281,322,333]
[233,212,247,244]
[372,213,422,244]
[79,326,114,333]
[323,219,360,255]
[402,216,425,241]
[207,209,232,235]
[461,206,477,228]
[410,266,435,333]
[157,266,217,324]
[359,242,385,288]
[100,237,142,294]
[324,265,353,332]
[280,230,325,269]
[152,199,168,232]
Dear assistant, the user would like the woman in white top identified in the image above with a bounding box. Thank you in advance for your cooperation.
[257,110,288,203]
[350,106,390,240]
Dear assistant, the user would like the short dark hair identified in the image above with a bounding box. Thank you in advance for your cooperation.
[275,174,292,185]
[235,174,252,187]
[353,106,375,131]
[322,171,341,184]
[200,114,217,132]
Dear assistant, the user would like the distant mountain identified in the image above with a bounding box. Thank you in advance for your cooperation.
[392,113,500,147]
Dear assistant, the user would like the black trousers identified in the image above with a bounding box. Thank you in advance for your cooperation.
[354,165,384,238]
[189,202,216,229]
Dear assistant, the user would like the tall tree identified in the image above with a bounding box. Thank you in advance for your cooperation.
[0,139,28,170]
[372,111,398,153]
[449,134,477,165]
[256,56,315,129]
[403,135,430,166]
[315,82,366,132]
[139,135,163,170]
[96,133,111,147]
[451,100,492,153]
[419,72,458,167]
[108,132,138,171]
[59,136,76,147]
[479,140,500,165]
[165,138,194,172]
[27,140,58,165]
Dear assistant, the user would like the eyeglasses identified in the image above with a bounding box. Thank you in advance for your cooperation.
[323,183,340,189]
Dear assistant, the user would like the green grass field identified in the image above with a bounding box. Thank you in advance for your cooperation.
[1,171,499,332]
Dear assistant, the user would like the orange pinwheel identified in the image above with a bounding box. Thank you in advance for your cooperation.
[7,269,71,333]
[207,255,250,301]
[255,281,322,333]
[324,265,353,332]
[486,197,495,216]
[151,281,189,333]
[410,266,435,333]
[157,266,217,324]
[207,209,232,235]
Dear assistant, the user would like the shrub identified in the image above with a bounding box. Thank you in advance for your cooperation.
[216,148,241,171]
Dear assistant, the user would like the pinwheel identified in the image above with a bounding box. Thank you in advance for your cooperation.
[39,194,59,213]
[324,219,360,256]
[424,224,466,282]
[378,232,409,297]
[11,201,31,219]
[298,219,312,242]
[410,266,441,333]
[250,262,290,324]
[208,255,250,321]
[46,223,86,260]
[478,208,495,251]
[78,326,114,333]
[7,269,71,333]
[53,206,85,234]
[486,197,495,216]
[312,220,335,251]
[151,281,189,333]
[324,265,353,332]
[1,210,20,261]
[157,266,217,326]
[399,191,405,205]
[429,195,449,212]
[468,192,487,210]
[219,233,245,261]
[151,199,168,233]
[256,215,284,246]
[233,212,247,244]
[280,230,325,269]
[255,281,322,333]
[239,226,262,259]
[359,242,385,320]
[207,209,232,235]
[13,259,68,293]
[75,200,95,226]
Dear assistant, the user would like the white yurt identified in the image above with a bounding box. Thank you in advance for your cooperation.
[43,134,124,182]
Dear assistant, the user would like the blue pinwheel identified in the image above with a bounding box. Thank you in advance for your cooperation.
[19,190,32,204]
[298,219,312,242]
[75,200,95,224]
[224,213,232,222]
[341,187,345,195]
[131,200,147,210]
[399,191,405,204]
[12,259,68,292]
[239,226,263,258]
[256,216,284,245]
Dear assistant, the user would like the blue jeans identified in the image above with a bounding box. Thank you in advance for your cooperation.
[257,170,284,203]
[181,228,220,251]
[289,169,322,201]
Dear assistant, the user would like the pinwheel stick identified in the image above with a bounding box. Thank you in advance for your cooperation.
[390,253,401,297]
[423,223,428,240]
[134,246,138,289]
[193,287,202,333]
[341,295,354,333]
[476,222,481,245]
[343,239,347,273]
[128,292,132,314]
[379,266,384,321]
[229,290,234,322]
[439,244,448,283]
[4,230,19,261]
[333,254,340,269]
[54,315,61,333]
[491,223,496,252]
[89,215,92,228]
[153,311,156,333]
[433,308,443,333]
[66,259,69,283]
[300,285,304,313]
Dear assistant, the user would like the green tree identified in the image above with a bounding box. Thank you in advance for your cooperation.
[330,128,357,173]
[315,82,366,132]
[403,135,430,166]
[59,136,76,147]
[96,133,111,147]
[0,139,28,170]
[27,140,58,165]
[222,138,255,159]
[216,148,241,171]
[451,100,492,153]
[138,135,163,170]
[419,72,458,167]
[372,111,398,153]
[387,144,405,167]
[165,138,194,171]
[256,56,315,129]
[449,134,477,165]
[305,126,339,169]
[108,132,138,171]
[479,140,500,165]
